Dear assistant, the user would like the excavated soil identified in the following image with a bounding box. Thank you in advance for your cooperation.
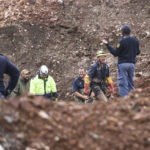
[0,0,150,99]
[0,0,150,149]
[0,77,150,150]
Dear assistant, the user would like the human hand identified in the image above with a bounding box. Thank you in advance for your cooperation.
[82,95,89,100]
[102,39,108,44]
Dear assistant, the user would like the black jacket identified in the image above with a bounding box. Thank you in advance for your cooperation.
[106,36,140,64]
[0,54,20,95]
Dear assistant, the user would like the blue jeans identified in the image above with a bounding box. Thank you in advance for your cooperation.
[118,63,135,97]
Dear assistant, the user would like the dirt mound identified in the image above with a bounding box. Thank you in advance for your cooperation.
[0,76,150,150]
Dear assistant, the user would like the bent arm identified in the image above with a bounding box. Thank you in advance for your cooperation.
[73,91,88,100]
[106,41,123,57]
[49,77,58,98]
[11,80,20,97]
[5,60,20,92]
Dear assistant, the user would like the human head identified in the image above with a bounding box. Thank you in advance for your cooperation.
[96,50,107,64]
[121,25,131,35]
[79,68,86,79]
[39,65,48,79]
[21,69,30,81]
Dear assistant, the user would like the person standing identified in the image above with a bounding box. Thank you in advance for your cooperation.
[84,50,114,102]
[30,65,58,101]
[11,69,31,97]
[102,25,140,97]
[0,54,20,99]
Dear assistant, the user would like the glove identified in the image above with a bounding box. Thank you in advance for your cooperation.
[84,83,89,94]
[52,92,58,98]
[106,77,114,94]
[109,83,114,94]
[84,75,90,94]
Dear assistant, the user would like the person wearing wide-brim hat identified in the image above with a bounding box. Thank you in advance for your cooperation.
[84,50,114,102]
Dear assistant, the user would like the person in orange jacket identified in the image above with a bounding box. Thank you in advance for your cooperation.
[84,50,114,102]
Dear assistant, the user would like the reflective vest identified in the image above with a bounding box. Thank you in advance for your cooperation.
[30,75,57,95]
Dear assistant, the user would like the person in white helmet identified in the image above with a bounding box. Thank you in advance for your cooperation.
[30,65,58,101]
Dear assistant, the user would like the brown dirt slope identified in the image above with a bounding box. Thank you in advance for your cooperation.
[0,0,150,99]
[0,0,150,150]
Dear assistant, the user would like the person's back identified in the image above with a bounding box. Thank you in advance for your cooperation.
[102,25,140,97]
[117,36,140,64]
[0,54,20,98]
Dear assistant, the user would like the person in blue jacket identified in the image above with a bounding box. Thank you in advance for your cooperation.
[0,54,20,99]
[84,50,114,102]
[72,68,89,103]
[102,25,140,97]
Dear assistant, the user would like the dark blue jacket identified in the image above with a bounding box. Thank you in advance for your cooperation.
[88,61,109,81]
[106,36,140,64]
[72,76,84,93]
[0,55,20,94]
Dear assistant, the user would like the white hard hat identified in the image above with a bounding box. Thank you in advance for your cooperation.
[58,0,63,3]
[40,65,48,75]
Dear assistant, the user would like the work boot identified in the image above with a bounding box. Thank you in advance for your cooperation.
[97,92,108,102]
[85,97,93,104]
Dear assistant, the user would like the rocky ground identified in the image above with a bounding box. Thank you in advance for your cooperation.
[0,77,150,150]
[0,0,150,149]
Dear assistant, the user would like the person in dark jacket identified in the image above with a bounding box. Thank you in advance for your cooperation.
[84,50,114,102]
[0,54,20,99]
[102,25,140,97]
[72,68,89,103]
